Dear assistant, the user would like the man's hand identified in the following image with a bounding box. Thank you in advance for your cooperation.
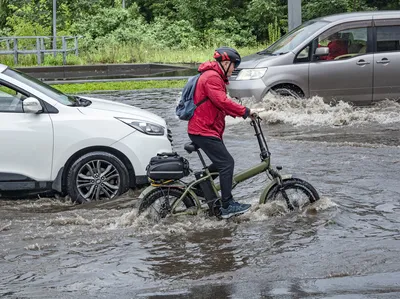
[249,109,258,118]
[249,108,265,118]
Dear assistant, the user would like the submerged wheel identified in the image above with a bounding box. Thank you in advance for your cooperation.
[271,87,302,99]
[264,178,319,210]
[138,188,196,220]
[66,151,130,204]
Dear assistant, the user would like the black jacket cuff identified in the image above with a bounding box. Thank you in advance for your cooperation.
[243,107,250,119]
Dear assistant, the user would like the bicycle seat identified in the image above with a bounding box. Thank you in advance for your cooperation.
[184,142,199,154]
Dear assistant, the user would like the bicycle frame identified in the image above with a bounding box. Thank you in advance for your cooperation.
[139,116,293,216]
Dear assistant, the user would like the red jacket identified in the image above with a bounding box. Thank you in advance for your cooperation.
[188,61,249,139]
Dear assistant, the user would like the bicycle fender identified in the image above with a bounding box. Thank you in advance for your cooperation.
[259,175,292,204]
[138,183,199,205]
[138,185,158,199]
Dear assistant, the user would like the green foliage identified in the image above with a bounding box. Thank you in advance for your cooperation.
[54,80,187,94]
[174,0,231,31]
[6,1,51,35]
[1,0,400,66]
[204,17,257,47]
[365,0,400,10]
[135,0,179,22]
[0,44,267,66]
[303,0,349,20]
[74,8,132,40]
[143,17,201,49]
[42,54,85,66]
[268,17,281,44]
[0,0,9,27]
[246,0,283,41]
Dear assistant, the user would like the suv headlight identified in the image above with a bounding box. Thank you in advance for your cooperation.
[236,68,267,80]
[116,118,165,135]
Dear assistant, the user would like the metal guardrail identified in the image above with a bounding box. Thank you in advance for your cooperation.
[0,36,80,65]
[16,63,195,81]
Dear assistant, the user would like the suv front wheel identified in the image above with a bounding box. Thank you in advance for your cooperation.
[271,86,303,99]
[66,151,130,203]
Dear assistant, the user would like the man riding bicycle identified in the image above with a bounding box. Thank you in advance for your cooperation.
[188,46,256,219]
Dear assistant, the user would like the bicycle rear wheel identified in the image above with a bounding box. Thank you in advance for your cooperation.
[138,187,196,221]
[264,178,319,210]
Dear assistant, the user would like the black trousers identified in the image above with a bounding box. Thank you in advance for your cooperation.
[189,134,234,205]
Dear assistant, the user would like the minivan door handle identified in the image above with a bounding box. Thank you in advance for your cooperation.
[376,58,390,64]
[356,60,371,66]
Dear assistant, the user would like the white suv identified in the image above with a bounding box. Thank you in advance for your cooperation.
[0,64,173,203]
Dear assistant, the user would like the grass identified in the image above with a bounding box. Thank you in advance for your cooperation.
[0,44,267,67]
[0,43,268,93]
[52,80,187,93]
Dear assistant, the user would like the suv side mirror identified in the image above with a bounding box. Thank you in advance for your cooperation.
[314,47,329,57]
[23,97,43,114]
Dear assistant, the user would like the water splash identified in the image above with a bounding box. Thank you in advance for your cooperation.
[25,243,56,251]
[0,221,12,232]
[0,197,75,211]
[234,95,400,127]
[111,197,336,237]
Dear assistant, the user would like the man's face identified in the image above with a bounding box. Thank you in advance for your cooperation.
[330,32,340,41]
[221,61,236,77]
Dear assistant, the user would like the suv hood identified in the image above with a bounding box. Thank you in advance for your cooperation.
[77,96,166,126]
[239,53,279,69]
[239,52,294,69]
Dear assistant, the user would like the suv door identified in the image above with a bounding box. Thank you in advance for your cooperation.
[309,20,373,105]
[373,19,400,102]
[0,81,53,187]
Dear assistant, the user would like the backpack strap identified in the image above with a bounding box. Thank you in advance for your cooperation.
[196,97,208,107]
[194,69,219,108]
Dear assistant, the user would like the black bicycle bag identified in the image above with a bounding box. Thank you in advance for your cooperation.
[146,152,190,181]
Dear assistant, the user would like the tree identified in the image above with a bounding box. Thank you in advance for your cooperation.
[302,0,350,21]
[364,0,400,9]
[245,0,284,41]
[0,0,10,28]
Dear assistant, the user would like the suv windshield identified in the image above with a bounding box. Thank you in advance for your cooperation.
[259,20,329,55]
[4,68,76,106]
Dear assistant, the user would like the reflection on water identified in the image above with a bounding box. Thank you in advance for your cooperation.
[1,90,400,298]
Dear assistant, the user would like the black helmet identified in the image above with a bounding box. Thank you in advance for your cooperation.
[213,46,241,68]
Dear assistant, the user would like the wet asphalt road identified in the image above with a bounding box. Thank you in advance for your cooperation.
[0,90,399,298]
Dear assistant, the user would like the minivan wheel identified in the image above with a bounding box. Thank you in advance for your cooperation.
[66,151,130,204]
[271,87,302,99]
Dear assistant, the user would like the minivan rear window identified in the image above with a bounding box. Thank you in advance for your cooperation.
[376,26,400,52]
[259,21,329,55]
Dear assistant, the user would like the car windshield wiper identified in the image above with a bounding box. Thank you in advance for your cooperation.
[257,50,273,55]
[70,96,92,107]
[273,52,288,56]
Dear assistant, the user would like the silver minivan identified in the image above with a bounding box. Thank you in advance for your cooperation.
[228,11,400,105]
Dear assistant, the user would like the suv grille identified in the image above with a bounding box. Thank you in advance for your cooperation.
[230,69,241,80]
[232,69,241,76]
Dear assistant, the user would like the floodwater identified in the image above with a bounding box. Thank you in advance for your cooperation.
[1,90,400,298]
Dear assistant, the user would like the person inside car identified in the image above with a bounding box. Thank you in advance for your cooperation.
[320,32,348,60]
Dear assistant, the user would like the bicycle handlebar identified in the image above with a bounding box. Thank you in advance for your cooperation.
[250,114,270,160]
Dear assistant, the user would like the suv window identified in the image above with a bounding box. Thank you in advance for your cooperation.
[260,20,328,55]
[318,27,368,61]
[0,83,27,113]
[4,68,76,106]
[295,44,311,63]
[376,26,400,52]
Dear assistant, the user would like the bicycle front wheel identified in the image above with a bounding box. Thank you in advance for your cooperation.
[264,178,320,210]
[138,187,196,221]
